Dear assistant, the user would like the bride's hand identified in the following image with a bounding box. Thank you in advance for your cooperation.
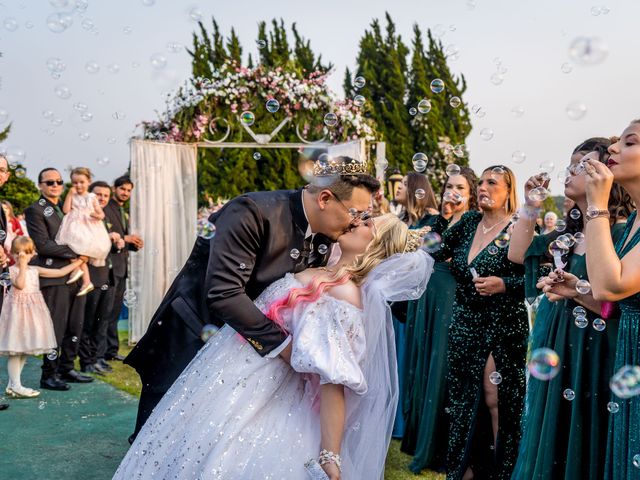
[321,462,341,480]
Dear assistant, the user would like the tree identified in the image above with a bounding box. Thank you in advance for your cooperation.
[0,125,40,212]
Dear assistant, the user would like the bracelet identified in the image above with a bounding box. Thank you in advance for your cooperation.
[585,206,610,222]
[318,449,342,471]
[518,205,541,220]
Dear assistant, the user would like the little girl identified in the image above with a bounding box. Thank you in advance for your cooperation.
[0,236,85,398]
[55,167,112,296]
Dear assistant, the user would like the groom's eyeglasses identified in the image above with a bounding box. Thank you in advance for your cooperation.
[330,192,372,221]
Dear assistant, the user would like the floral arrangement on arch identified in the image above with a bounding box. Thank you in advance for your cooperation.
[142,61,377,144]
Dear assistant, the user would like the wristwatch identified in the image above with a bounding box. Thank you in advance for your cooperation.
[585,206,610,221]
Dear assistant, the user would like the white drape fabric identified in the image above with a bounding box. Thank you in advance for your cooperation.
[327,139,365,162]
[128,139,198,343]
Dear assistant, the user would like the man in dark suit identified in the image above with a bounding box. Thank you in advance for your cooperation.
[78,181,116,375]
[24,168,94,390]
[101,175,143,362]
[126,158,379,439]
[0,154,11,410]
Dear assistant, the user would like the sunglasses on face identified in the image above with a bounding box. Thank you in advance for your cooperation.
[41,180,64,186]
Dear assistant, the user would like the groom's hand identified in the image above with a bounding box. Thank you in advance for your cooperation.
[279,343,292,364]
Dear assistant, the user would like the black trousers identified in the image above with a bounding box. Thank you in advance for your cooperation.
[99,275,126,359]
[78,284,112,367]
[40,283,86,378]
[131,385,165,441]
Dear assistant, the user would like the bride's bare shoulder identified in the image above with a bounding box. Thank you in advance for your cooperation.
[327,281,362,310]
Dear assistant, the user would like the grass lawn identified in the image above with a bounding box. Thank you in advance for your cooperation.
[94,331,444,480]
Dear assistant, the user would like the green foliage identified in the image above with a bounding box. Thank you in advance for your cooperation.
[350,14,471,190]
[3,163,40,213]
[0,124,10,143]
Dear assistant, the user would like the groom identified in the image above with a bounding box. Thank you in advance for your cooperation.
[125,156,380,439]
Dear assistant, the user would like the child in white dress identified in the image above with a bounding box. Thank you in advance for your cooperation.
[55,167,111,296]
[0,236,85,398]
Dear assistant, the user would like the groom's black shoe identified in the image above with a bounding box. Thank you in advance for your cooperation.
[0,402,8,410]
[61,370,94,383]
[40,376,70,391]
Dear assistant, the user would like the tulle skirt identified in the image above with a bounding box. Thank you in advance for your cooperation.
[0,291,56,355]
[55,211,111,265]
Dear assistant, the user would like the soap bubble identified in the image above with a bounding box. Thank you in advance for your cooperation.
[96,156,110,166]
[573,306,587,317]
[200,324,220,342]
[240,111,255,126]
[73,102,88,112]
[422,232,442,253]
[487,245,499,255]
[123,26,133,35]
[252,152,261,161]
[634,454,640,469]
[576,279,591,294]
[3,17,18,32]
[47,12,73,33]
[569,36,608,65]
[453,144,467,159]
[323,113,338,127]
[150,53,167,69]
[81,18,94,31]
[494,232,510,248]
[85,61,100,74]
[555,220,567,232]
[511,105,525,118]
[610,365,640,399]
[563,388,576,401]
[528,348,561,381]
[412,153,428,173]
[575,316,589,328]
[570,209,582,220]
[446,164,461,176]
[265,98,280,113]
[574,232,585,244]
[79,132,90,141]
[489,372,502,385]
[480,128,494,141]
[593,318,606,331]
[491,166,506,176]
[430,79,445,93]
[43,207,54,218]
[188,6,203,22]
[417,99,432,114]
[81,112,93,122]
[256,39,267,49]
[449,96,462,108]
[46,350,58,361]
[318,244,329,255]
[444,44,460,60]
[141,0,155,5]
[561,62,573,74]
[290,248,300,260]
[107,63,120,74]
[0,271,10,287]
[415,189,426,200]
[490,73,504,85]
[54,85,72,100]
[607,401,619,413]
[566,101,588,121]
[353,76,366,89]
[15,168,26,178]
[472,104,486,118]
[123,290,138,307]
[409,107,417,116]
[512,151,526,164]
[443,191,464,205]
[353,95,366,107]
[528,187,550,202]
[197,219,216,239]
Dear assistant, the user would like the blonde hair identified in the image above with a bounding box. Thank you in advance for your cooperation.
[482,165,519,215]
[70,167,92,181]
[11,236,35,255]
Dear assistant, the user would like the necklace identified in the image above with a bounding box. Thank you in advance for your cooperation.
[480,215,510,234]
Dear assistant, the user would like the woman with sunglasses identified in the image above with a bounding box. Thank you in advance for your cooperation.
[508,138,632,480]
[402,167,478,473]
[435,165,527,480]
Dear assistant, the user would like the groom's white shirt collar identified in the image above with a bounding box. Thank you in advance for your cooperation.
[301,197,314,240]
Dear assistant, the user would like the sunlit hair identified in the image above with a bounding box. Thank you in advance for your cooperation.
[70,167,92,181]
[266,214,413,332]
[438,166,479,212]
[1,200,16,221]
[481,165,518,215]
[400,173,438,226]
[11,236,35,256]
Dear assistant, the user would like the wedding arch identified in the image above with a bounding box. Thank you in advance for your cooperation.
[127,64,386,343]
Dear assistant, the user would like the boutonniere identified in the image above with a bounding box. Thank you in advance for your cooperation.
[106,222,113,230]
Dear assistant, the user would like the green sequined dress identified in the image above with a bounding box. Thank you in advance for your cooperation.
[437,211,528,480]
[399,214,454,473]
[512,223,625,480]
[605,212,640,480]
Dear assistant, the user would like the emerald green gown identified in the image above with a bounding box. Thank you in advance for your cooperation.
[438,211,528,480]
[400,215,454,473]
[605,212,640,480]
[512,223,625,480]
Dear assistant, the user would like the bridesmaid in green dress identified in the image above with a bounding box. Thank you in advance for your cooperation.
[583,120,640,480]
[402,168,479,473]
[508,137,633,480]
[392,172,439,438]
[437,166,527,480]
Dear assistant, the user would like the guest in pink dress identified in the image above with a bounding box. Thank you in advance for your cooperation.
[55,167,112,296]
[0,236,85,398]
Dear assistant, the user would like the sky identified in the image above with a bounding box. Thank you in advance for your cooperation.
[0,0,638,198]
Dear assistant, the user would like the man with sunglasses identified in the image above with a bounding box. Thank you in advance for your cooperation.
[24,168,94,391]
[125,156,379,441]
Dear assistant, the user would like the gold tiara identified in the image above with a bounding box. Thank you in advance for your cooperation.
[312,157,370,177]
[404,226,431,253]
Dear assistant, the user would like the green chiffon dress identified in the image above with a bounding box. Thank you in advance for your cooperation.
[605,212,640,480]
[512,223,625,480]
[437,211,528,480]
[399,215,453,473]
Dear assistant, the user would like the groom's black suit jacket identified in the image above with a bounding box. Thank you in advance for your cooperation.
[125,189,332,393]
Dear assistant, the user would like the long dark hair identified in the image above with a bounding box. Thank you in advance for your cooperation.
[438,166,479,213]
[402,172,438,226]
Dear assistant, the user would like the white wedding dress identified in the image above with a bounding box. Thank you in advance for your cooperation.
[114,273,369,479]
[115,250,433,480]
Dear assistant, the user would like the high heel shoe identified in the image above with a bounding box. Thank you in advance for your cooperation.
[66,269,84,285]
[76,283,95,297]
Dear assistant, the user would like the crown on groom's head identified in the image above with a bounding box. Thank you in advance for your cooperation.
[312,155,370,177]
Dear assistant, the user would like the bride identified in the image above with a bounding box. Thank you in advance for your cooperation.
[114,213,434,480]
